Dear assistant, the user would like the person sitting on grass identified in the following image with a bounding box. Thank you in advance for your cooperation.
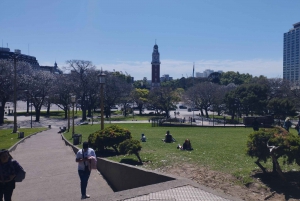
[177,139,193,150]
[141,133,146,142]
[163,131,176,143]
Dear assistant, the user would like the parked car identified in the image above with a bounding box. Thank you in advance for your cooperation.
[179,105,187,109]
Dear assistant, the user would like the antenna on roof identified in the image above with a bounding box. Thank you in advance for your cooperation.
[28,44,29,55]
[155,39,156,45]
[2,40,3,48]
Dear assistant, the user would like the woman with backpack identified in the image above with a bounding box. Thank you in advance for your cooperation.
[0,149,24,201]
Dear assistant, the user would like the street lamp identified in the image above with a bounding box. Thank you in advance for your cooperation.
[71,95,76,136]
[98,71,106,130]
[12,54,19,133]
[24,90,33,128]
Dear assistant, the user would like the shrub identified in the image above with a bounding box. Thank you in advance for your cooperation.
[246,126,300,180]
[88,125,132,153]
[119,139,142,163]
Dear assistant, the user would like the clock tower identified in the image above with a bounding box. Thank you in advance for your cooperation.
[151,43,160,88]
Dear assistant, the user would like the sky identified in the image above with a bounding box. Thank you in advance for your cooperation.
[0,0,300,80]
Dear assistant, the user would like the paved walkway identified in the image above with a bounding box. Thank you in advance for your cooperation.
[11,128,113,201]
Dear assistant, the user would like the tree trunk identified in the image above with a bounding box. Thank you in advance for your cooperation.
[0,103,4,124]
[82,106,86,121]
[135,153,143,163]
[46,103,50,116]
[35,109,41,122]
[255,160,267,174]
[270,152,286,181]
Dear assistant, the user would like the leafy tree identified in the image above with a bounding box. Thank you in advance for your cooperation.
[119,139,142,163]
[88,125,132,153]
[207,72,221,84]
[267,98,297,119]
[131,88,149,114]
[220,71,252,86]
[246,127,300,181]
[148,86,180,118]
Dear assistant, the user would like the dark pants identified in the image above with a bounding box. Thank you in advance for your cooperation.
[78,169,91,196]
[0,180,15,201]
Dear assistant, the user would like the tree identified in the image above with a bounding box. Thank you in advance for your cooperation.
[103,72,132,118]
[0,59,31,124]
[267,98,297,119]
[184,82,219,118]
[119,139,143,163]
[148,86,180,118]
[131,88,149,114]
[220,71,252,86]
[50,74,76,119]
[21,70,55,122]
[88,125,132,153]
[246,127,300,181]
[66,60,96,121]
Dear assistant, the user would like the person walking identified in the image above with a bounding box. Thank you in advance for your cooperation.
[0,149,24,201]
[283,117,292,132]
[76,142,96,199]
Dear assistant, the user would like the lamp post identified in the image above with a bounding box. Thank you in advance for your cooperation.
[98,71,106,130]
[71,95,76,136]
[12,54,19,133]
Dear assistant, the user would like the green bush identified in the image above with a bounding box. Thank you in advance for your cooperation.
[119,139,142,163]
[88,125,132,153]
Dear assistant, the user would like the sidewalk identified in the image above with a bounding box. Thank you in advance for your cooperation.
[11,128,113,201]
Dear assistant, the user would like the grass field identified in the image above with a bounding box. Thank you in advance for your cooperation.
[63,123,300,184]
[0,128,47,149]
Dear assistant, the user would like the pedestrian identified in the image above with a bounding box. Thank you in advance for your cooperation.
[252,117,260,131]
[76,142,96,199]
[0,149,24,201]
[283,117,292,132]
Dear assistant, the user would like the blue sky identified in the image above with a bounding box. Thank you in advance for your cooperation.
[1,0,300,80]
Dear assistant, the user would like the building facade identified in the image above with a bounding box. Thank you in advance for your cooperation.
[0,47,62,74]
[151,43,160,88]
[283,22,300,82]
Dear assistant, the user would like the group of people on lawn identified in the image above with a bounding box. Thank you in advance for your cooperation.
[140,130,193,151]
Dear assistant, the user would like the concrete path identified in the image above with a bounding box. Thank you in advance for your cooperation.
[11,128,113,201]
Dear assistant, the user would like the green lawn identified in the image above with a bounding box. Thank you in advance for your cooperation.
[63,123,300,184]
[0,128,47,149]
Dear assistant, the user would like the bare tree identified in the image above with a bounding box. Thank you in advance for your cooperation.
[66,60,96,121]
[0,59,32,124]
[21,70,55,122]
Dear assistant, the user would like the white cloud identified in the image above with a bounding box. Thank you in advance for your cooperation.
[41,59,283,80]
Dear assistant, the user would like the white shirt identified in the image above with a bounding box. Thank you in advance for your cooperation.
[76,148,96,171]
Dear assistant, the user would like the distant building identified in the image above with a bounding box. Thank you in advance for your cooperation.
[151,43,160,88]
[0,47,62,74]
[283,22,300,82]
[0,47,39,68]
[160,74,173,82]
[40,62,63,74]
[195,69,223,78]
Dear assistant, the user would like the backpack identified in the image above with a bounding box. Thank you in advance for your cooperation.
[12,160,26,182]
